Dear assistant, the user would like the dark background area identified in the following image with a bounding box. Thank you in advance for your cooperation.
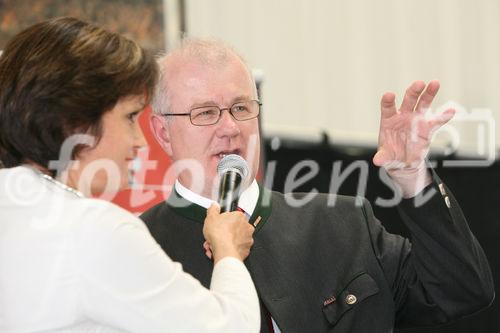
[263,136,499,332]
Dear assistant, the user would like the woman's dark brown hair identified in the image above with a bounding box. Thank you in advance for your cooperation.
[0,17,158,173]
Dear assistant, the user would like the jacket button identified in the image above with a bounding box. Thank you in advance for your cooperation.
[345,294,357,305]
[439,183,447,196]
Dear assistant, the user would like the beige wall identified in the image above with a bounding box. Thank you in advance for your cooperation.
[183,0,500,158]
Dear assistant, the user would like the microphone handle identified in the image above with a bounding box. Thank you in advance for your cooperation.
[218,170,242,213]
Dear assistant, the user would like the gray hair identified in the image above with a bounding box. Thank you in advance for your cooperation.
[151,37,257,116]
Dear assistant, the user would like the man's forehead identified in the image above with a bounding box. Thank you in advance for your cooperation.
[173,88,253,109]
[175,60,246,79]
[168,63,254,105]
[187,95,254,107]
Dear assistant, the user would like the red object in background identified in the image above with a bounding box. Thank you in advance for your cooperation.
[112,107,172,215]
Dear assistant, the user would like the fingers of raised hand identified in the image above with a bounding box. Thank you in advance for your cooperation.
[400,80,426,113]
[430,108,455,128]
[380,92,397,119]
[414,108,455,140]
[415,80,440,113]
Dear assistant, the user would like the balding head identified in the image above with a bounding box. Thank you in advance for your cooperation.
[152,38,257,116]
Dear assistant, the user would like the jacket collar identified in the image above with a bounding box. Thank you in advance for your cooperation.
[166,183,272,233]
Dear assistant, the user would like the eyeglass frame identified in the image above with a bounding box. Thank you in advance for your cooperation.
[160,99,262,126]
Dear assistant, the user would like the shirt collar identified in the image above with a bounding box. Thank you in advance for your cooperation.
[174,179,259,216]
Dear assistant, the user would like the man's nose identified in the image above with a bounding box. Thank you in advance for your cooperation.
[216,108,240,137]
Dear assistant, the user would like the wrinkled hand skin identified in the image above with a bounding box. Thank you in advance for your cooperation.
[373,80,455,180]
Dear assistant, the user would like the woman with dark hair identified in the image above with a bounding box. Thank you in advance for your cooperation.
[0,17,259,332]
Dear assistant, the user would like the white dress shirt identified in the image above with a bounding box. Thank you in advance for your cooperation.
[0,166,259,333]
[175,179,259,216]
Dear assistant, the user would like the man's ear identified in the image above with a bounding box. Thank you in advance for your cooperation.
[150,114,173,157]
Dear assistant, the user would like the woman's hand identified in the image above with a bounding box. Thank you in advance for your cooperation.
[203,204,255,263]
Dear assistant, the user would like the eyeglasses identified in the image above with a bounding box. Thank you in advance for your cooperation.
[161,99,261,126]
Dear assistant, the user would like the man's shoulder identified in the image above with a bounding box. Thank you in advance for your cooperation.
[269,190,366,211]
[139,200,171,224]
[263,190,371,234]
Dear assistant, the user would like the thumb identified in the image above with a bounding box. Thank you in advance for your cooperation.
[373,148,393,167]
[207,203,221,217]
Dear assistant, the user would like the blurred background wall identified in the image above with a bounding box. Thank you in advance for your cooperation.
[185,0,500,158]
[0,0,165,49]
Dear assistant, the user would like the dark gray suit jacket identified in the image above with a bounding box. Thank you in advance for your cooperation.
[141,178,494,332]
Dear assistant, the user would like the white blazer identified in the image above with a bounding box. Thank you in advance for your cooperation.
[0,166,259,333]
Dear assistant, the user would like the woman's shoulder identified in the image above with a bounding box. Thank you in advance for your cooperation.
[74,198,143,229]
[70,198,150,253]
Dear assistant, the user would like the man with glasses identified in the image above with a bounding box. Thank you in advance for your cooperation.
[162,100,261,126]
[141,38,493,332]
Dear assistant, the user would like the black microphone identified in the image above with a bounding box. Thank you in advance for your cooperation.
[217,154,249,213]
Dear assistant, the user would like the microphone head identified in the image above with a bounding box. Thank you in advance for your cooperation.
[217,154,249,180]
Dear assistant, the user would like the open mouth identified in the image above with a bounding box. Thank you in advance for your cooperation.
[216,150,241,160]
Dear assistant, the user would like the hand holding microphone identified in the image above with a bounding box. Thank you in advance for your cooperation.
[203,204,254,262]
[202,155,254,262]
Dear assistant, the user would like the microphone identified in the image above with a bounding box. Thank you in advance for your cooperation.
[217,154,249,213]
